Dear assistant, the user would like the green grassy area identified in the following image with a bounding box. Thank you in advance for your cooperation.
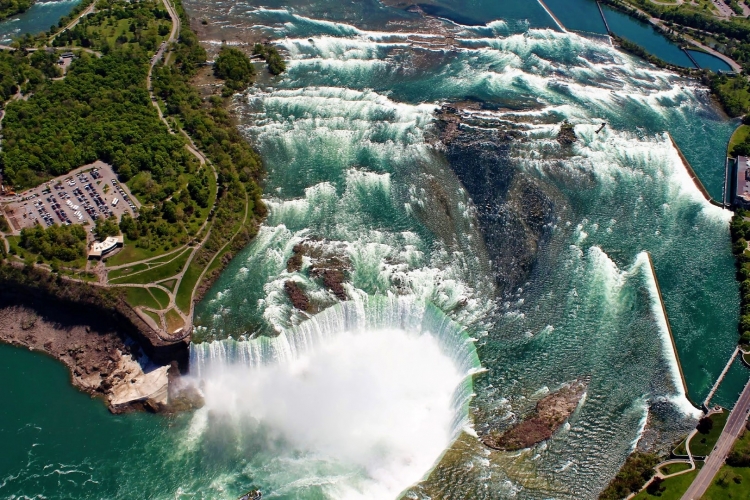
[632,470,699,500]
[121,286,160,309]
[702,466,750,499]
[729,125,750,156]
[689,411,729,456]
[149,286,170,309]
[164,308,184,333]
[159,279,177,292]
[108,262,149,280]
[659,462,692,476]
[142,308,162,329]
[175,260,202,313]
[105,237,172,267]
[108,248,191,285]
[673,439,688,457]
[148,247,187,265]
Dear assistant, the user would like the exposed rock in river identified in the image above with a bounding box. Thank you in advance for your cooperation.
[287,239,350,302]
[482,378,588,451]
[435,103,555,295]
[285,280,310,311]
[557,120,577,145]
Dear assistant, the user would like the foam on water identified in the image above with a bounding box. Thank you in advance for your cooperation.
[190,297,481,498]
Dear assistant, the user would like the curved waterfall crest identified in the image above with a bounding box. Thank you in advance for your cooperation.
[190,295,483,437]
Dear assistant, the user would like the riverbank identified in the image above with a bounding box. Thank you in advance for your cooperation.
[0,0,33,22]
[0,299,170,413]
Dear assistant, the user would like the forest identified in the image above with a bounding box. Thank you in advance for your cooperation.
[0,0,33,21]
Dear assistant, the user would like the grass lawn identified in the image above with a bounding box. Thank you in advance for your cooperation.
[175,260,202,314]
[632,470,698,500]
[109,249,191,285]
[659,462,692,476]
[142,309,162,329]
[673,439,688,457]
[689,411,729,456]
[159,279,177,292]
[704,424,750,499]
[702,466,750,499]
[149,287,170,309]
[729,125,750,156]
[122,287,160,309]
[108,262,149,280]
[105,237,171,267]
[165,308,185,333]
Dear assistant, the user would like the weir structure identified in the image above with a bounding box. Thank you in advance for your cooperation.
[646,252,692,405]
[701,346,739,411]
[596,1,611,34]
[667,132,727,209]
[536,0,567,32]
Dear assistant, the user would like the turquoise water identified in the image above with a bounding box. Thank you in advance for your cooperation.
[0,0,80,44]
[1,0,748,499]
[688,49,732,72]
[600,5,694,67]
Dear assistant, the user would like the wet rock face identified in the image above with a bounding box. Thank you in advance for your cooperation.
[557,120,577,145]
[285,280,310,311]
[436,105,555,296]
[286,240,350,305]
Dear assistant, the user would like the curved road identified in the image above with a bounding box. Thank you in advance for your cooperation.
[681,378,750,499]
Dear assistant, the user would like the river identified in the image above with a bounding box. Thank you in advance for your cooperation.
[0,0,745,499]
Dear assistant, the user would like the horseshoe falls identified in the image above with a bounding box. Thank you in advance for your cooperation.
[177,0,745,498]
[2,0,745,498]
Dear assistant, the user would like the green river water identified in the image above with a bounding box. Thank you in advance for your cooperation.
[1,0,747,498]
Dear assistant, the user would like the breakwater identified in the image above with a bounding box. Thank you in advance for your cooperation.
[668,132,726,208]
[646,252,692,406]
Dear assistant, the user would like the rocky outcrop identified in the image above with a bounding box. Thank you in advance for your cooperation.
[557,120,577,145]
[285,280,310,311]
[286,240,350,302]
[435,104,555,295]
[0,304,169,413]
[483,378,588,451]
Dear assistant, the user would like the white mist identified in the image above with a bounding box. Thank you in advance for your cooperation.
[196,328,465,499]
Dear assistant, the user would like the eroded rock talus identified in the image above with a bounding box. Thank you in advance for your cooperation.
[0,302,201,413]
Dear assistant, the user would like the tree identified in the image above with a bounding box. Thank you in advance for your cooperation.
[213,46,255,91]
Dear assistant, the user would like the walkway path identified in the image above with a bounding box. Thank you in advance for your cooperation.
[703,346,740,409]
[49,1,96,43]
[681,378,750,499]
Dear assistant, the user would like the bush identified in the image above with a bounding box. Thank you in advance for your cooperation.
[598,452,659,500]
[19,224,87,262]
[213,46,255,91]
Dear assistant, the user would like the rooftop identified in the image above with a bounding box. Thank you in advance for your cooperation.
[736,156,750,204]
[89,235,123,258]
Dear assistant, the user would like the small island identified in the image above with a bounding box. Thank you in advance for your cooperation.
[483,378,588,451]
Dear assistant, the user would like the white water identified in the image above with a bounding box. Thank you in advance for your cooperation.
[190,297,481,498]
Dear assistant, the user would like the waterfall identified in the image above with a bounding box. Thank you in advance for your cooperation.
[190,295,482,440]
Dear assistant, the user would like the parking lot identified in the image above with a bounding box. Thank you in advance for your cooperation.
[1,161,140,235]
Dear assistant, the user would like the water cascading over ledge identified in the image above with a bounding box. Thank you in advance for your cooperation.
[188,295,483,497]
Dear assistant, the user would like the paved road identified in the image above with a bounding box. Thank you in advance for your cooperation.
[681,379,750,500]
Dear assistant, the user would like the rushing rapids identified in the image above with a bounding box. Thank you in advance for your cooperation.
[186,2,739,497]
[0,1,744,499]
